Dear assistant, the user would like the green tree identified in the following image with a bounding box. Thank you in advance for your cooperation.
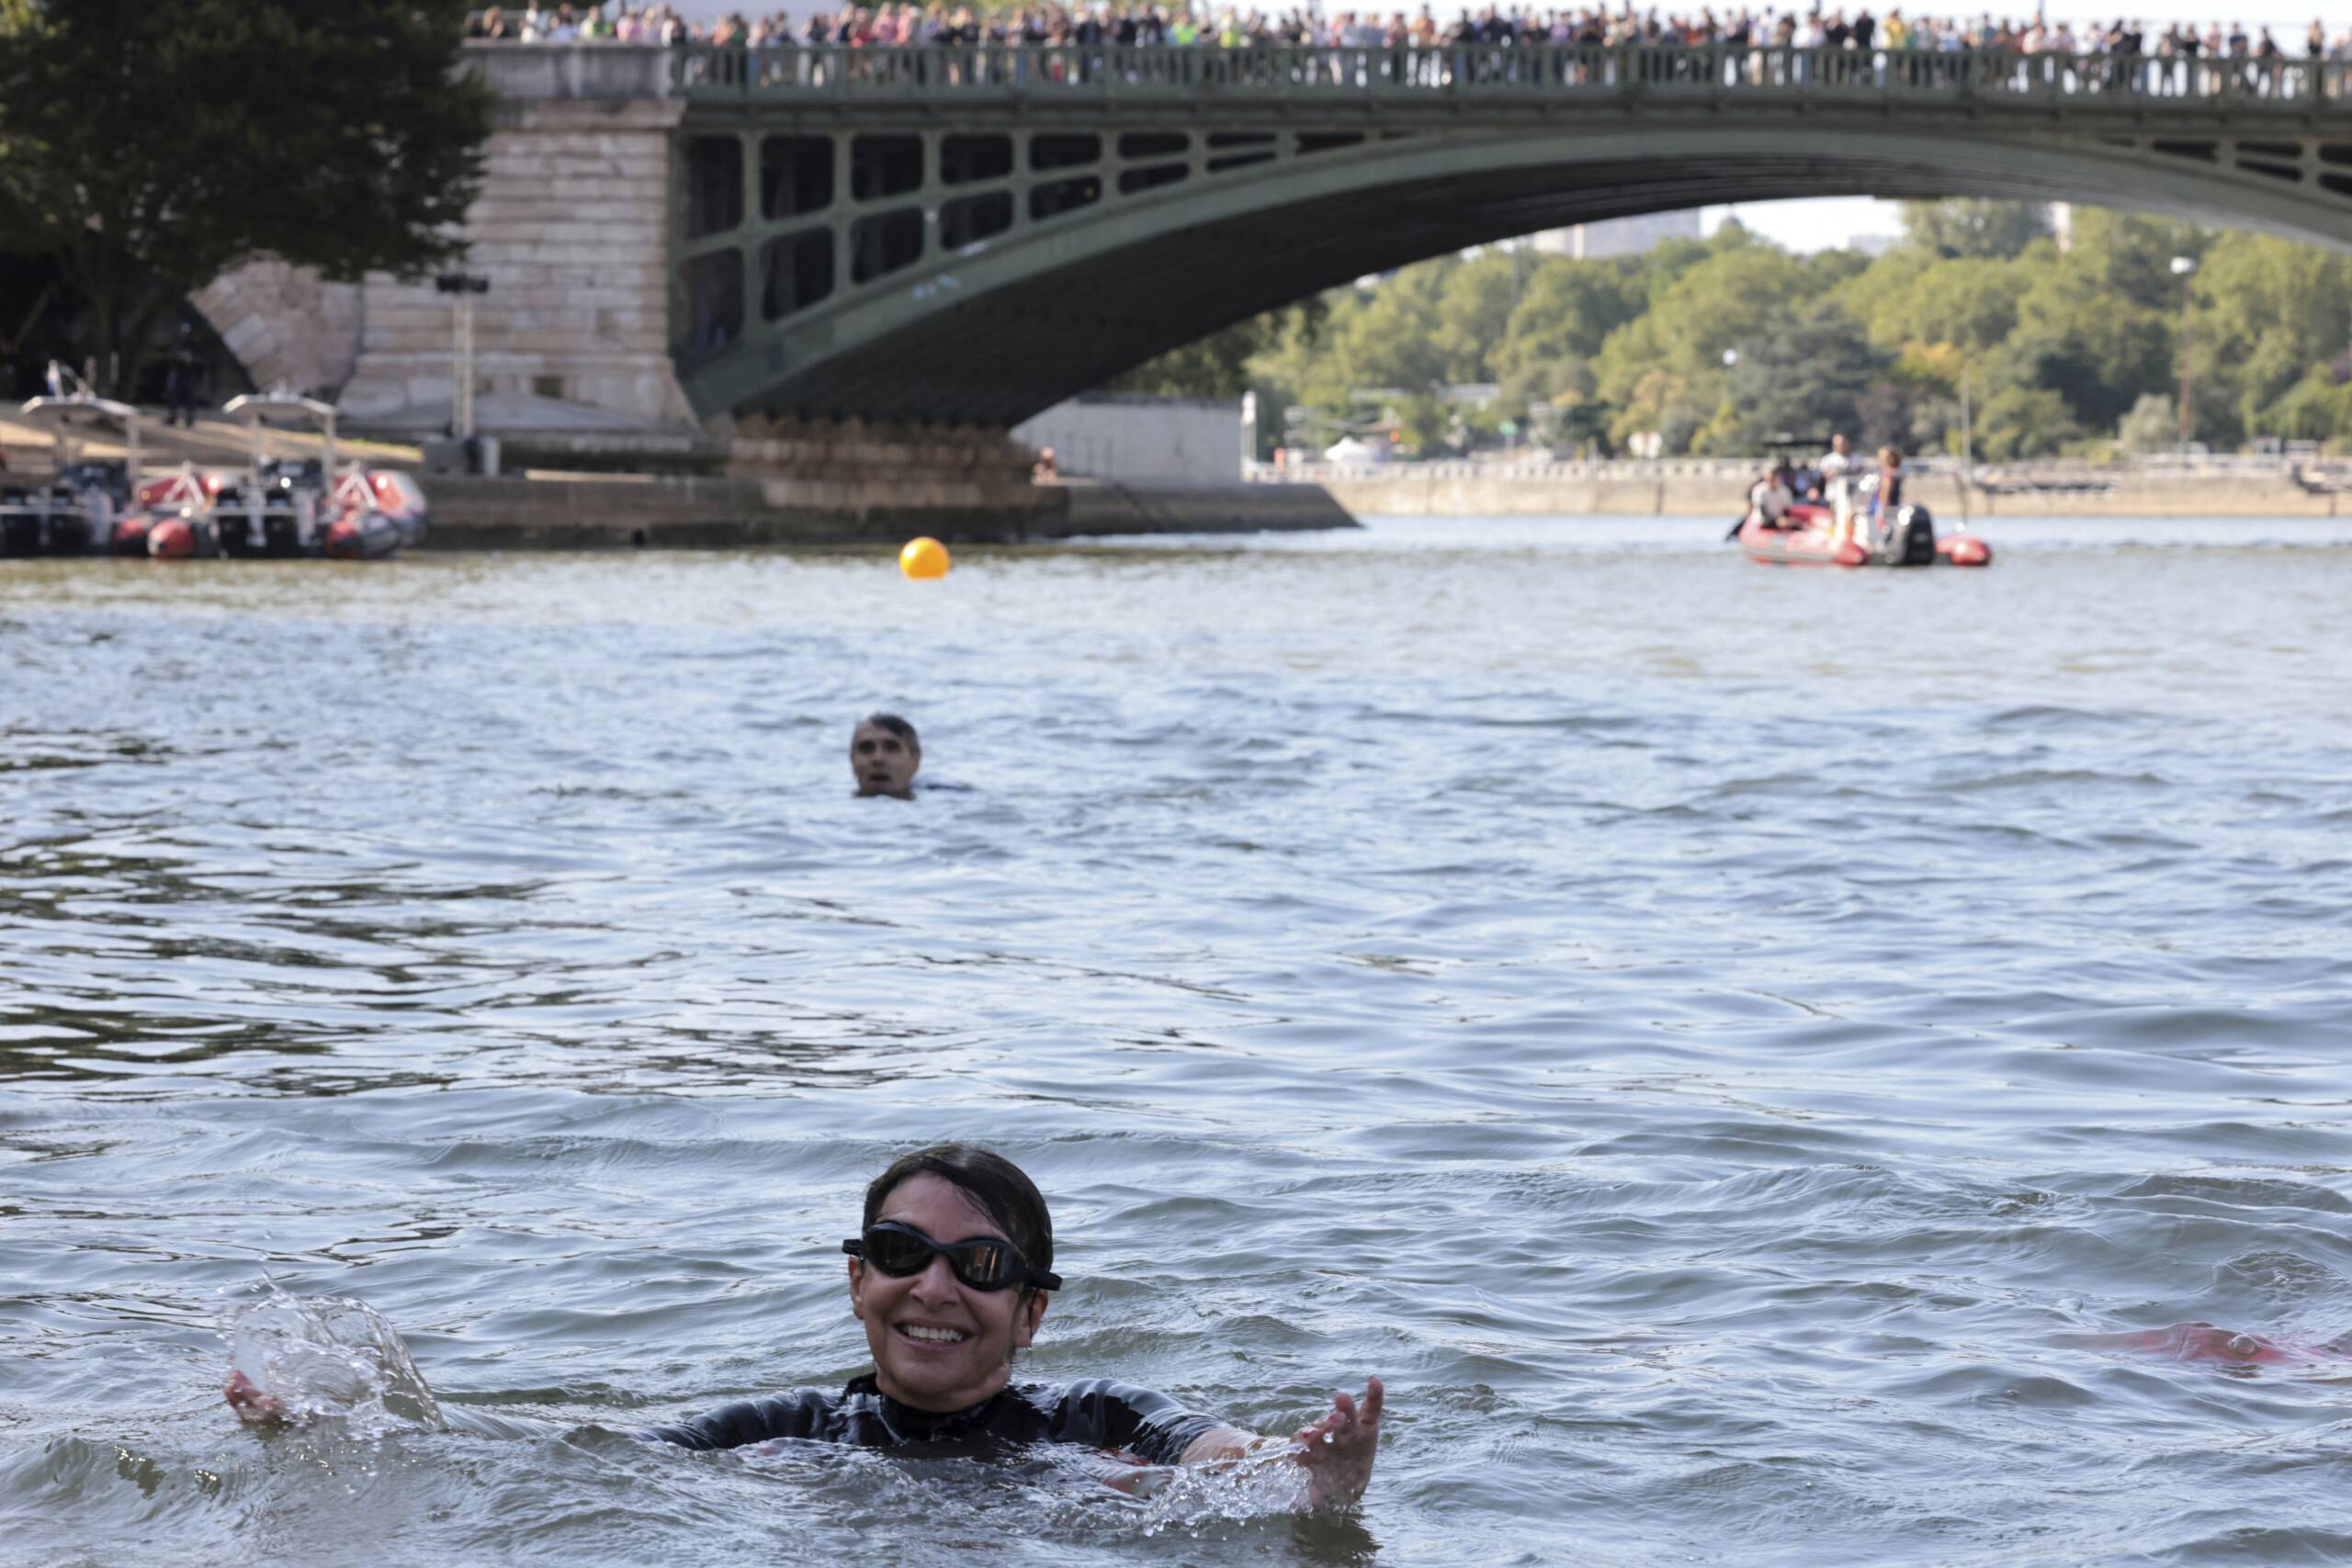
[1697,298,1891,453]
[1206,205,2352,463]
[1997,259,2174,433]
[1491,256,1645,375]
[1639,223,1752,306]
[1107,302,1324,399]
[1899,199,2052,259]
[1314,265,1453,397]
[2256,366,2352,446]
[2063,208,2207,311]
[1975,385,2078,459]
[0,0,491,397]
[1850,254,2030,359]
[2188,230,2352,443]
[1493,355,1599,447]
[1594,243,1805,451]
[1393,389,1450,454]
[1431,252,1521,383]
[2115,392,2178,453]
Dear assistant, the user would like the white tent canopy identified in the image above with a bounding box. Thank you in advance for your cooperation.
[1321,434,1388,465]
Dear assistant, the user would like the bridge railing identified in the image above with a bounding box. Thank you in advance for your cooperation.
[673,42,2348,108]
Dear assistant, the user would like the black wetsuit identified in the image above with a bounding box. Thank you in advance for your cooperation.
[646,1374,1223,1464]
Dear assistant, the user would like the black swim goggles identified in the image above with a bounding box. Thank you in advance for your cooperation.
[843,1222,1062,1292]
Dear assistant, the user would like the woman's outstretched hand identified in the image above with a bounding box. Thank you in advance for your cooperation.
[1290,1375,1383,1511]
[224,1370,290,1426]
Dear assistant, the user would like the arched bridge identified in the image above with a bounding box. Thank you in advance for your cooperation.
[663,43,2352,426]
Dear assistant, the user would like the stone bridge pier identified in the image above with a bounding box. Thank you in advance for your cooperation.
[198,47,701,456]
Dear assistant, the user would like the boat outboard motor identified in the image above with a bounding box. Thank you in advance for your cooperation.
[47,458,129,555]
[216,461,318,558]
[0,484,40,556]
[1880,502,1937,566]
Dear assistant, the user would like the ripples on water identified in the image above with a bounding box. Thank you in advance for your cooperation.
[3,515,2349,1566]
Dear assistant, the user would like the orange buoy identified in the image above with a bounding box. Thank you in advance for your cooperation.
[899,536,951,580]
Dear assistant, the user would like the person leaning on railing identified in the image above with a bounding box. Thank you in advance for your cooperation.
[473,3,2351,101]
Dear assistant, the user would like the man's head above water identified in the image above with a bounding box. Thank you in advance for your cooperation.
[852,714,921,798]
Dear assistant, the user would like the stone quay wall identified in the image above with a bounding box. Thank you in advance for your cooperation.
[421,473,1354,548]
[723,416,1046,525]
[421,414,1354,546]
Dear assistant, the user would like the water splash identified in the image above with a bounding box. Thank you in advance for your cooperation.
[1132,1443,1313,1534]
[221,1282,445,1438]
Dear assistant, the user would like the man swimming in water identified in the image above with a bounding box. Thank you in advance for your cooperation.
[852,714,921,799]
[228,1144,1385,1511]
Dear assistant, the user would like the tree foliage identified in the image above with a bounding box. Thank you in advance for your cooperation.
[1702,297,1894,454]
[1899,198,2052,259]
[2115,392,2177,455]
[0,0,492,395]
[1118,201,2352,457]
[1105,302,1324,400]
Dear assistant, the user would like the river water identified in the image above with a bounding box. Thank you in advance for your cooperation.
[3,514,2349,1567]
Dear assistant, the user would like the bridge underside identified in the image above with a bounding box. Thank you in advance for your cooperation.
[672,114,2352,428]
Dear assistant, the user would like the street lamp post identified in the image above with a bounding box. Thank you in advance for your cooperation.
[1958,361,1973,530]
[2170,255,2197,448]
[435,272,492,441]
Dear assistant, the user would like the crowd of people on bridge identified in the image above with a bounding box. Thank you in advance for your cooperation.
[467,3,2352,70]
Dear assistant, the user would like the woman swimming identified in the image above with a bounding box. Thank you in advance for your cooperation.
[228,1143,1385,1510]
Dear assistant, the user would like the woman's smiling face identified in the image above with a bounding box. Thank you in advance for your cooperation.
[849,1173,1046,1412]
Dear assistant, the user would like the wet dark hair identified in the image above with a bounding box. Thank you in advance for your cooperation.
[864,1143,1052,1285]
[860,712,920,757]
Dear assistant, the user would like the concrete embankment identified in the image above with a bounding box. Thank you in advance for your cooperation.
[420,414,1354,547]
[419,472,1352,548]
[1046,478,1354,536]
[1315,468,2350,519]
[0,409,1355,548]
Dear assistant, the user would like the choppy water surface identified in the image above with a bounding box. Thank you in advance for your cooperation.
[4,514,2350,1567]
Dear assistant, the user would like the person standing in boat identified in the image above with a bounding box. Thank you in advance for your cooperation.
[1867,446,1906,544]
[1747,462,1794,530]
[1815,432,1855,537]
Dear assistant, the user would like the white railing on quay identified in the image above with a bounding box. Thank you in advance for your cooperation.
[1248,455,2352,485]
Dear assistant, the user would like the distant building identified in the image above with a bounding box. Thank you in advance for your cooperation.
[1528,209,1703,260]
[1012,392,1245,481]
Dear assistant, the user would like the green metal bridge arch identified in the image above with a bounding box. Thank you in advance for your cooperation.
[666,43,2352,426]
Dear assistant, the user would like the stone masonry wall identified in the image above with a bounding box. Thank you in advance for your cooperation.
[192,262,364,399]
[726,416,1046,517]
[334,95,693,433]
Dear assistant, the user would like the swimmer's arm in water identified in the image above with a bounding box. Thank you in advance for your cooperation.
[223,1370,287,1425]
[1176,1374,1383,1511]
[224,1370,563,1440]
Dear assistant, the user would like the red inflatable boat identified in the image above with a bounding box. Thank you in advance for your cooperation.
[1736,501,1993,569]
